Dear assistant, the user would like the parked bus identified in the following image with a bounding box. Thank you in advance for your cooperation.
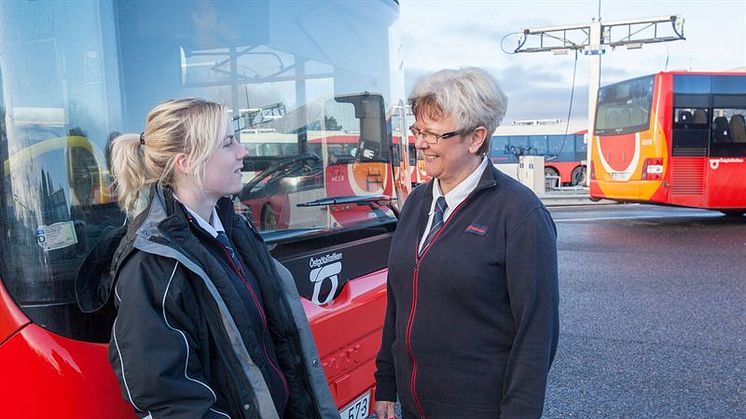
[0,1,408,418]
[589,71,746,215]
[391,105,431,186]
[489,121,588,186]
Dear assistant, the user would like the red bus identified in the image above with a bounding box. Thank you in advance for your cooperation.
[239,128,396,231]
[589,71,746,215]
[0,1,408,418]
[390,105,431,187]
[489,132,587,186]
[391,134,431,186]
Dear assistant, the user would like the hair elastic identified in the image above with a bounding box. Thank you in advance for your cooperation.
[139,132,145,145]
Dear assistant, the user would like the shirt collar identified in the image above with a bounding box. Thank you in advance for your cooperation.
[433,157,489,211]
[173,194,224,238]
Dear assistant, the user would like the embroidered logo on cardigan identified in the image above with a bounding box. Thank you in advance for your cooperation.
[465,224,488,236]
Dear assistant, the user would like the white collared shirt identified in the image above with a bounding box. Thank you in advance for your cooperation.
[173,194,225,238]
[418,157,489,253]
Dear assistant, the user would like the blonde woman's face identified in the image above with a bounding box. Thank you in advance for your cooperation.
[202,123,248,200]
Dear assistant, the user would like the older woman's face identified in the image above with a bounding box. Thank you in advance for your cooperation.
[413,113,481,190]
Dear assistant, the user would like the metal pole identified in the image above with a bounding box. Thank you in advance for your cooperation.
[586,20,602,187]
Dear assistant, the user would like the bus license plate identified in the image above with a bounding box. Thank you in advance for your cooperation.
[339,391,371,419]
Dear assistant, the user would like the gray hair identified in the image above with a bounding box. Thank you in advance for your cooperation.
[409,67,508,154]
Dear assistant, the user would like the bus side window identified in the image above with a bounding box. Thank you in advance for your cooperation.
[713,116,731,143]
[692,109,708,125]
[729,114,746,143]
[677,110,692,124]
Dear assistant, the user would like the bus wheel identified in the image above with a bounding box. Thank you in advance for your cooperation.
[720,210,745,217]
[262,204,278,230]
[544,167,559,178]
[571,166,586,186]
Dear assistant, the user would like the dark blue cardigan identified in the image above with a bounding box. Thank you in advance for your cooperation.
[375,164,559,419]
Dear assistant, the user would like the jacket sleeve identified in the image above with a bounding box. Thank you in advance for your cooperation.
[109,256,230,419]
[501,207,560,419]
[374,274,398,401]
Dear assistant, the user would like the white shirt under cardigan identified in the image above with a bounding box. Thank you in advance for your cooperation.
[418,157,489,253]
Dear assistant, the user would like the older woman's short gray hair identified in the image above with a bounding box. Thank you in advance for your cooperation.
[409,67,508,154]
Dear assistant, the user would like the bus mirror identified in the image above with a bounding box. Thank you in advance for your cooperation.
[335,93,390,162]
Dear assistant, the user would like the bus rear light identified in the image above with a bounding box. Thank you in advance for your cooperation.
[590,160,596,180]
[642,158,664,180]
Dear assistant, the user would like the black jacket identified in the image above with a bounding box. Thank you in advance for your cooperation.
[95,186,338,419]
[375,165,559,419]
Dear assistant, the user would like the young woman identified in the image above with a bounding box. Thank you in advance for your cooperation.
[108,98,338,419]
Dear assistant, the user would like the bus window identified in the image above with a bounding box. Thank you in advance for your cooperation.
[595,75,654,136]
[672,107,710,155]
[710,109,746,157]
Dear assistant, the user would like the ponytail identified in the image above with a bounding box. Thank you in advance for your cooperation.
[110,133,156,218]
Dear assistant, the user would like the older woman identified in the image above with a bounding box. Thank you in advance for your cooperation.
[374,68,559,419]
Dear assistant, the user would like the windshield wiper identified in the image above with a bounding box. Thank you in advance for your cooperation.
[298,194,399,219]
[241,153,320,191]
[296,194,394,207]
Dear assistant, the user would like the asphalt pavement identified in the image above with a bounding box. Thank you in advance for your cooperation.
[545,204,746,418]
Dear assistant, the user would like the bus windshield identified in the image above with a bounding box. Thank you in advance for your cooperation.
[595,75,654,136]
[0,0,402,340]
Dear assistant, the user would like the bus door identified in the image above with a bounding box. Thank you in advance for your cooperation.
[670,102,710,208]
[706,104,746,209]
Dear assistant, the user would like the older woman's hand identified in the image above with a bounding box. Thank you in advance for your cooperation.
[374,400,396,419]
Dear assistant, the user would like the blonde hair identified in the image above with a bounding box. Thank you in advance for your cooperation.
[110,98,227,218]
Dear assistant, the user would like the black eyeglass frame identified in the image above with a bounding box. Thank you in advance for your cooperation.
[408,124,464,144]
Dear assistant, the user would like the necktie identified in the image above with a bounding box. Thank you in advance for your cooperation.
[419,196,447,256]
[216,231,244,274]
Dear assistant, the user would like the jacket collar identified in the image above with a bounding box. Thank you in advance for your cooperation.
[423,161,501,201]
[122,184,237,267]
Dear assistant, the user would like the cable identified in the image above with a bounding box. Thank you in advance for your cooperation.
[556,49,579,160]
[500,32,523,55]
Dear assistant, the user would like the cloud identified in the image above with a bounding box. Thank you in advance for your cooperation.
[404,61,590,122]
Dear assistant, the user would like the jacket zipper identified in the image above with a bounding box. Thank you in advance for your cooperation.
[405,262,426,418]
[405,198,470,418]
[208,297,260,419]
[217,242,291,400]
[234,224,322,418]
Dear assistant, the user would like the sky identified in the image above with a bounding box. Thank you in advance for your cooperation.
[399,0,746,124]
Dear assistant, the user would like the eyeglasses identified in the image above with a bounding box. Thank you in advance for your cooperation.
[409,125,460,144]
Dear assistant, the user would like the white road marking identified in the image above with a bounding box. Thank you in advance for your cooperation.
[555,212,721,222]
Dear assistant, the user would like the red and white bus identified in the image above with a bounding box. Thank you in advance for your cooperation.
[0,1,409,418]
[589,71,746,215]
[391,134,431,186]
[390,105,431,187]
[239,116,397,231]
[489,119,588,186]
